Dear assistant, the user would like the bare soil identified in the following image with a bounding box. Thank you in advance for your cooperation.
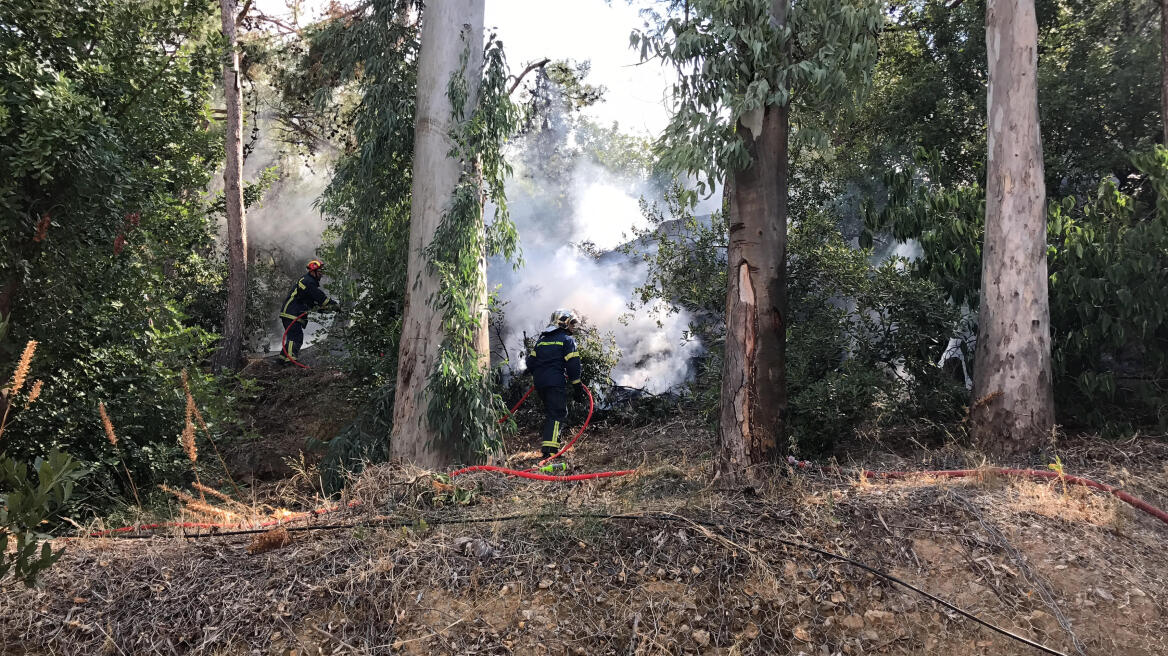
[2,417,1165,655]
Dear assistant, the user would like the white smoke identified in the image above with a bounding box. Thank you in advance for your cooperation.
[489,138,702,393]
[209,111,336,350]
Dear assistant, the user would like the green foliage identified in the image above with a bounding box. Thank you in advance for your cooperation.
[847,0,1162,194]
[865,147,1168,430]
[629,192,962,451]
[0,450,84,587]
[423,35,522,463]
[277,0,420,386]
[633,0,884,190]
[0,0,250,509]
[314,384,395,495]
[1048,150,1168,429]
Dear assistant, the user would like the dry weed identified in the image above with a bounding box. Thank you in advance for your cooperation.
[1010,479,1122,528]
[247,527,292,555]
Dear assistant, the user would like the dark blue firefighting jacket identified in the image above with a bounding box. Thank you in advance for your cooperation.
[526,328,582,389]
[280,273,336,323]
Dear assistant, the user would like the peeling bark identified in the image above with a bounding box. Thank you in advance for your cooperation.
[971,0,1055,454]
[716,95,788,483]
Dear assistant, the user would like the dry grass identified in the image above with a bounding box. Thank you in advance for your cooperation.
[3,420,1166,655]
[1009,478,1123,528]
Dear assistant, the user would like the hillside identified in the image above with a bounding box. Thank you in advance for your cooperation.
[3,419,1165,655]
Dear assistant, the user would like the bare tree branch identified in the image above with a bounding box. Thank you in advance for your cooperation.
[507,58,550,96]
[234,0,253,26]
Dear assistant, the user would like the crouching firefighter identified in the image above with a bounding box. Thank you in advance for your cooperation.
[278,259,341,366]
[526,309,587,457]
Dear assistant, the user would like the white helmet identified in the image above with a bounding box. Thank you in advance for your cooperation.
[545,308,580,333]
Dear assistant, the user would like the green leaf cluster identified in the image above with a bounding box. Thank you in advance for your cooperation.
[0,0,251,509]
[0,450,84,587]
[629,185,961,451]
[422,35,523,463]
[633,0,883,189]
[866,147,1168,431]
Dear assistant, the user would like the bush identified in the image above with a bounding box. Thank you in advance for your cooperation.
[0,450,84,587]
[629,187,963,453]
[866,146,1168,432]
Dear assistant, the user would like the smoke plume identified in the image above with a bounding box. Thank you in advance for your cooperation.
[489,129,703,393]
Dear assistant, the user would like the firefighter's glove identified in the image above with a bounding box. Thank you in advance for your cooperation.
[573,383,587,404]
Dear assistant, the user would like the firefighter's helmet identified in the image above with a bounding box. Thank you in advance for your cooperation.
[306,259,324,272]
[548,308,580,333]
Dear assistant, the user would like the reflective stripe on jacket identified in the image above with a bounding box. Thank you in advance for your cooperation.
[279,273,335,322]
[525,328,582,388]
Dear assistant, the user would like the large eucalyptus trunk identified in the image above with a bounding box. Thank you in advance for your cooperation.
[391,0,485,469]
[1162,0,1168,144]
[211,0,248,372]
[715,1,789,484]
[970,0,1054,454]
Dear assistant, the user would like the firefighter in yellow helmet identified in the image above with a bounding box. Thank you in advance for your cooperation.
[278,260,340,365]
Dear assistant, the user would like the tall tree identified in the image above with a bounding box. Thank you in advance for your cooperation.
[636,0,882,483]
[969,0,1055,453]
[211,0,248,371]
[390,0,487,468]
[1162,0,1168,144]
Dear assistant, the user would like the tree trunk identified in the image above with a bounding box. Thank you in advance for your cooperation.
[1162,0,1168,144]
[716,107,789,484]
[212,0,248,372]
[391,0,485,470]
[971,0,1055,454]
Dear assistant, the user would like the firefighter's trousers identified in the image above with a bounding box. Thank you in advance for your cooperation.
[536,385,568,456]
[281,317,305,363]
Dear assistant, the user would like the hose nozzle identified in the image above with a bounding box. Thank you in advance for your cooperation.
[538,462,569,473]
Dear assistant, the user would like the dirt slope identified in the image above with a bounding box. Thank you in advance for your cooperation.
[2,421,1165,655]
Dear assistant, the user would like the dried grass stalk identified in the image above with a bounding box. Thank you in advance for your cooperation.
[98,402,118,447]
[99,402,142,507]
[180,409,198,465]
[247,527,292,555]
[182,368,243,500]
[9,340,37,396]
[192,482,250,513]
[158,484,236,521]
[25,379,43,407]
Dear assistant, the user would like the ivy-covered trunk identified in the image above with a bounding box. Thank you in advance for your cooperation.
[212,0,248,372]
[716,103,789,482]
[971,0,1054,454]
[391,0,486,469]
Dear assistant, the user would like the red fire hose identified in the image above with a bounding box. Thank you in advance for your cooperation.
[280,311,311,369]
[452,384,637,481]
[82,382,1167,537]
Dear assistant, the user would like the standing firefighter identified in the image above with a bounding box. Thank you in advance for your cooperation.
[278,259,340,366]
[526,309,586,457]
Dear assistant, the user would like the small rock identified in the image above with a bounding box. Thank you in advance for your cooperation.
[793,625,812,642]
[743,622,760,639]
[691,565,703,576]
[841,614,864,631]
[538,579,552,589]
[864,610,894,625]
[521,610,534,620]
[692,629,711,646]
[1094,587,1115,602]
